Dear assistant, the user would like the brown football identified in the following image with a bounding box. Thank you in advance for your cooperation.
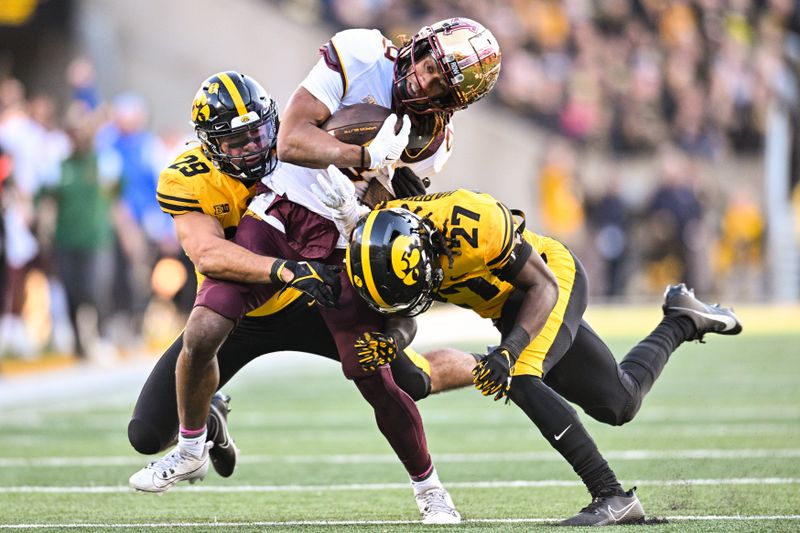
[322,103,392,146]
[321,103,443,171]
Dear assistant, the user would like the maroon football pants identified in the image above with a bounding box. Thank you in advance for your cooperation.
[195,197,432,476]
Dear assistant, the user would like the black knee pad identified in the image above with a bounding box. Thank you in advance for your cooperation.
[128,418,173,455]
[390,356,432,401]
[582,369,643,426]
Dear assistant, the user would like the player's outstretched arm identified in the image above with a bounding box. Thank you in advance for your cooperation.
[174,211,287,284]
[277,87,364,169]
[355,316,416,372]
[473,242,558,400]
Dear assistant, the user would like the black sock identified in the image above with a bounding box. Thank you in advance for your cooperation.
[584,465,624,498]
[510,376,623,498]
[620,315,693,397]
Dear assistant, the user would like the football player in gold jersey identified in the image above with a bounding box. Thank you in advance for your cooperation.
[341,186,742,526]
[128,72,454,521]
[128,71,345,493]
[130,68,469,524]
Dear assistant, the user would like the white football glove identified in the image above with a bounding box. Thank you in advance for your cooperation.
[366,114,411,170]
[311,164,369,240]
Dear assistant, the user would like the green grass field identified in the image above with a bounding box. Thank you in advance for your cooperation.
[1,324,798,532]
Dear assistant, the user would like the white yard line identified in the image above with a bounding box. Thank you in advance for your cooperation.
[0,477,798,493]
[2,448,800,467]
[2,515,800,529]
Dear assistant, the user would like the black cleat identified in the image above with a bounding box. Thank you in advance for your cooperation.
[559,487,645,526]
[662,283,742,342]
[207,392,239,478]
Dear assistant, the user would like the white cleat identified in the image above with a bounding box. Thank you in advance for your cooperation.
[129,442,212,494]
[415,487,461,524]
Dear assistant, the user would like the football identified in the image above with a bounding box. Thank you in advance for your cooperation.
[322,103,392,146]
[322,104,445,165]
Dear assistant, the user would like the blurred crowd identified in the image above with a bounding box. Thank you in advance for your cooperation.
[302,0,796,298]
[0,58,195,361]
[314,0,794,157]
[2,1,799,361]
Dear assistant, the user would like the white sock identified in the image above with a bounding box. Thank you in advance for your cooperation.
[178,429,207,458]
[410,466,443,495]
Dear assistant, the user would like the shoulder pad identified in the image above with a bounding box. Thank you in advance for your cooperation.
[329,29,387,67]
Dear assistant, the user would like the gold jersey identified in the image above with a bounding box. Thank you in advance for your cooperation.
[385,189,578,377]
[383,189,522,319]
[157,146,301,316]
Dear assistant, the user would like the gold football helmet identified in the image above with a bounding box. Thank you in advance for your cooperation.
[393,17,502,114]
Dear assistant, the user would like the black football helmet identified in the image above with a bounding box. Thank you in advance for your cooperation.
[393,17,501,115]
[191,71,278,185]
[346,208,444,317]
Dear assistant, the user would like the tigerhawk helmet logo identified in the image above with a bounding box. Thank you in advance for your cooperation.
[192,91,209,122]
[391,235,421,286]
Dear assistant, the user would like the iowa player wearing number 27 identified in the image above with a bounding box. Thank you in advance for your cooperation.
[346,188,743,526]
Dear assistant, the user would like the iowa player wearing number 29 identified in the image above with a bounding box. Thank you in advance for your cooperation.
[346,189,743,526]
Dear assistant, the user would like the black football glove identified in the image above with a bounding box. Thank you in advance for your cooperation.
[270,259,342,308]
[355,332,398,371]
[472,347,515,401]
[391,167,429,198]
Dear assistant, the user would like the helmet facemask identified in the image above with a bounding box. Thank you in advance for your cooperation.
[393,32,459,115]
[400,217,444,316]
[199,109,278,186]
[192,71,280,186]
[393,18,501,115]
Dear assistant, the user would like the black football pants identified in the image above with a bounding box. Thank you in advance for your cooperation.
[128,296,431,455]
[503,252,692,496]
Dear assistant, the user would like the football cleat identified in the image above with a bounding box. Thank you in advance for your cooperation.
[559,487,645,526]
[208,392,239,478]
[415,487,461,525]
[129,442,212,494]
[662,283,742,342]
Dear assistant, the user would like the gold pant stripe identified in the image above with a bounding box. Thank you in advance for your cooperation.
[512,238,577,377]
[403,347,431,377]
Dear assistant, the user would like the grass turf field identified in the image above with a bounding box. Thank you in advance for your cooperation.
[0,306,798,532]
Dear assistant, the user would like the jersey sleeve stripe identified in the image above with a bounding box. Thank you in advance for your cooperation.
[158,200,204,214]
[156,192,200,204]
[486,202,514,267]
[329,40,348,98]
